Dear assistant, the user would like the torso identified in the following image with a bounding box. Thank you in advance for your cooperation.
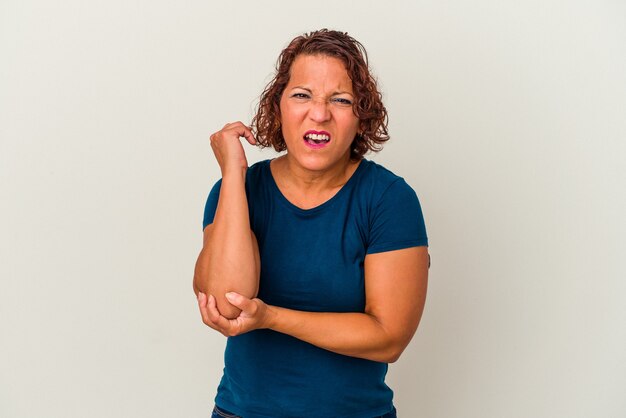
[269,155,362,210]
[208,158,428,417]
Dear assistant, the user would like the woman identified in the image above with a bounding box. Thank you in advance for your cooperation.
[194,29,429,418]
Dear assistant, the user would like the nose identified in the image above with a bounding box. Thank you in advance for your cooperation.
[307,98,331,123]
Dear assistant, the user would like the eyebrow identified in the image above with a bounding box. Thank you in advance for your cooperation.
[291,86,354,96]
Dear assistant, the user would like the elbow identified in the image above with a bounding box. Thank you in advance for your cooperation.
[213,294,243,319]
[192,273,203,297]
[384,344,405,364]
[194,280,243,319]
[193,274,244,319]
[193,270,208,298]
[371,319,410,363]
[192,249,260,319]
[193,250,210,296]
[369,345,402,364]
[193,282,200,297]
[378,334,410,363]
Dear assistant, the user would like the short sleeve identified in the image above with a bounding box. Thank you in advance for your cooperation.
[202,179,222,230]
[366,178,428,254]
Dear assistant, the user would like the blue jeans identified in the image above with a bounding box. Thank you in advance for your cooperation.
[212,404,397,418]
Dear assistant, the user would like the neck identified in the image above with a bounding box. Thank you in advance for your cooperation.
[280,154,358,193]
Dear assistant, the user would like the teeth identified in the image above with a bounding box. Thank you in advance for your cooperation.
[305,133,330,141]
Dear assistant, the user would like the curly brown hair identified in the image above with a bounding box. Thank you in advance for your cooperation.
[252,29,389,160]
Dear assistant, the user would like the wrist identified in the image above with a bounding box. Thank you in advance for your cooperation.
[221,165,247,182]
[263,304,280,330]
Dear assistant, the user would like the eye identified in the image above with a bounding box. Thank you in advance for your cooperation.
[291,93,310,99]
[331,97,353,105]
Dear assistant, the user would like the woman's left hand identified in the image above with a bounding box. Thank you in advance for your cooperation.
[197,292,271,337]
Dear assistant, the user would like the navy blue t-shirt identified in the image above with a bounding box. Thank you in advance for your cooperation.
[202,158,428,418]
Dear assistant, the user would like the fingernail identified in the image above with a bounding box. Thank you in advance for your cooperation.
[225,292,235,300]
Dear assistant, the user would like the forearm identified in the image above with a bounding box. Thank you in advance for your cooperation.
[265,306,401,363]
[194,169,260,315]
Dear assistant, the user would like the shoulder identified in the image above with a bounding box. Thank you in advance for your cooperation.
[208,159,272,198]
[246,159,271,177]
[244,159,272,187]
[359,160,429,252]
[357,159,415,201]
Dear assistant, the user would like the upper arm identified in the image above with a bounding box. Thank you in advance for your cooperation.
[202,223,214,246]
[196,223,261,296]
[202,223,260,266]
[364,246,429,360]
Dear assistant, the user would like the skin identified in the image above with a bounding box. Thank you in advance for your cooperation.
[195,54,429,363]
[192,121,260,319]
[271,54,361,207]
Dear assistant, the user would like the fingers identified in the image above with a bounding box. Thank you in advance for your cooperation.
[197,292,267,337]
[225,292,257,316]
[208,121,256,174]
[198,293,228,337]
[211,121,257,145]
[208,294,240,335]
[239,126,258,146]
[206,294,223,325]
[197,292,214,329]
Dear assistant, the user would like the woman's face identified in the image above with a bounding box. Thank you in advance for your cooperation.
[279,54,360,173]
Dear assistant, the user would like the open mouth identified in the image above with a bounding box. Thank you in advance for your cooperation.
[303,130,331,148]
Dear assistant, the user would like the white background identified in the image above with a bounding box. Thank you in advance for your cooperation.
[1,1,625,417]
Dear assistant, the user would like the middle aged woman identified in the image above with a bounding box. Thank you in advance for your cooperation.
[194,29,429,418]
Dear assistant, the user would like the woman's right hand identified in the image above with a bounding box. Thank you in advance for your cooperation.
[209,121,257,176]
